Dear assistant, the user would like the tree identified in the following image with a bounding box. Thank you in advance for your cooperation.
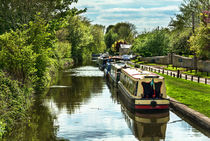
[132,28,169,57]
[104,22,137,52]
[67,16,94,62]
[189,23,210,60]
[105,25,115,34]
[168,28,192,55]
[0,0,83,34]
[90,24,106,53]
[105,29,119,49]
[113,22,137,43]
[0,29,37,84]
[169,0,210,31]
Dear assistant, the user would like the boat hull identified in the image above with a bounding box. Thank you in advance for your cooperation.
[108,72,118,87]
[118,82,169,113]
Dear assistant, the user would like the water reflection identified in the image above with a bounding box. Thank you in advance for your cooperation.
[48,66,104,114]
[5,98,61,141]
[121,106,169,141]
[4,64,210,141]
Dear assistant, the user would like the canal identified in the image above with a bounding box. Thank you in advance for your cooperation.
[5,63,210,141]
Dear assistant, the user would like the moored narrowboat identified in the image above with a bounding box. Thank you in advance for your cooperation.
[118,68,169,112]
[98,57,108,71]
[108,62,127,86]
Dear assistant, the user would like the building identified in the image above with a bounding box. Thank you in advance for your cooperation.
[119,44,132,55]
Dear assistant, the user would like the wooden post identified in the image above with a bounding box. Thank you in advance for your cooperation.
[173,73,175,77]
[191,76,193,81]
[198,76,200,83]
[177,70,180,78]
[170,72,172,76]
[192,12,195,34]
[205,78,207,84]
[185,74,187,80]
[167,71,168,75]
[162,69,164,74]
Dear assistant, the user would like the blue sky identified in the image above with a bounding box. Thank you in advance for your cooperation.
[72,0,183,33]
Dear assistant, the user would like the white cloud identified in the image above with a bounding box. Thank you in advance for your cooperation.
[104,6,179,12]
[72,0,182,32]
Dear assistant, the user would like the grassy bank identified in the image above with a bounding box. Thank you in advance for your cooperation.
[0,58,73,138]
[158,73,210,117]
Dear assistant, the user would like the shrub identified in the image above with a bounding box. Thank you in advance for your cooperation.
[0,71,32,137]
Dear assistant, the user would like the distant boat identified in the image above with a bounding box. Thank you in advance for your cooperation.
[118,68,169,112]
[107,62,127,87]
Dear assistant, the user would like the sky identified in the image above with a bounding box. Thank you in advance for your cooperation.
[72,0,183,33]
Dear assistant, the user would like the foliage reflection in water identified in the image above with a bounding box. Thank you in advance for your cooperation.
[4,64,210,141]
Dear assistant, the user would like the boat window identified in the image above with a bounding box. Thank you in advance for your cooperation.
[142,82,162,98]
[120,73,137,96]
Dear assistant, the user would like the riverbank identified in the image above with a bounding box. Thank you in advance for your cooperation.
[0,58,73,138]
[170,97,210,132]
[158,73,210,117]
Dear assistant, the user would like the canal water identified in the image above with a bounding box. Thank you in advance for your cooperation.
[5,63,210,141]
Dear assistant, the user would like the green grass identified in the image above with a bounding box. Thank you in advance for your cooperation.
[130,59,145,64]
[164,65,186,71]
[145,63,166,67]
[183,70,210,79]
[158,73,210,117]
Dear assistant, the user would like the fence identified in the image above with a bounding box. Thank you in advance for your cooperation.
[128,62,210,85]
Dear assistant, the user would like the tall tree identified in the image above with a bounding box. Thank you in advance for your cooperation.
[67,16,93,62]
[113,22,137,43]
[90,24,106,53]
[0,0,84,34]
[169,0,210,30]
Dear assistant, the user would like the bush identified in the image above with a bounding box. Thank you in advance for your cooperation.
[0,71,32,137]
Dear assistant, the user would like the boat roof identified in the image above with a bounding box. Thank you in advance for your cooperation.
[110,56,122,60]
[122,68,164,80]
[112,62,127,69]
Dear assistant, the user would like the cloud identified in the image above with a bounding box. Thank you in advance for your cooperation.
[72,0,182,32]
[103,6,179,12]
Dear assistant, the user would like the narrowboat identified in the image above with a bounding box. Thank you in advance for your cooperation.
[104,56,123,78]
[108,62,127,86]
[118,68,169,112]
[104,60,112,77]
[98,57,109,71]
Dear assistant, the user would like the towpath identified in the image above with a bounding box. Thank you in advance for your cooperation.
[128,62,210,85]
